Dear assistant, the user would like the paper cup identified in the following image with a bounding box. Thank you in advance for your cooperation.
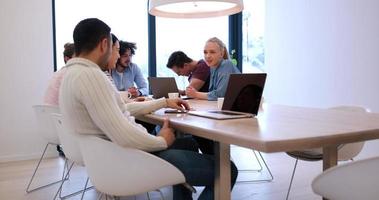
[217,97,224,110]
[168,92,179,99]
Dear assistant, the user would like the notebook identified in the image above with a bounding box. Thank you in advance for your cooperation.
[148,77,179,98]
[188,73,267,120]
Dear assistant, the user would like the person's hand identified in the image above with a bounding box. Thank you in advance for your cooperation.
[134,97,145,102]
[178,89,186,96]
[186,86,197,98]
[128,87,139,97]
[158,118,175,147]
[166,98,190,111]
[120,91,132,103]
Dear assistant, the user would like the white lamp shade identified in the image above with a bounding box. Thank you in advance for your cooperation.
[149,0,244,18]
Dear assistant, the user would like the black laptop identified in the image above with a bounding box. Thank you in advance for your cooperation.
[188,73,267,120]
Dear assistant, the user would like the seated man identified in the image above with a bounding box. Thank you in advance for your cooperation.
[44,42,75,106]
[60,18,238,200]
[166,51,210,95]
[44,42,75,157]
[111,40,148,97]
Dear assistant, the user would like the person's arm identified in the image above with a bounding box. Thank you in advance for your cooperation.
[125,98,190,116]
[188,78,206,91]
[78,70,167,152]
[133,64,148,96]
[186,86,208,100]
[125,98,167,116]
[207,72,230,101]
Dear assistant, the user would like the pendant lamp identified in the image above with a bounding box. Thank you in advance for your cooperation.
[148,0,244,18]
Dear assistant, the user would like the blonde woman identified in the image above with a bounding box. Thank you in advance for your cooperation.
[186,37,240,100]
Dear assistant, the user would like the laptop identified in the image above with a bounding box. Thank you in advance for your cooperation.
[188,73,267,120]
[148,77,193,99]
[148,77,180,98]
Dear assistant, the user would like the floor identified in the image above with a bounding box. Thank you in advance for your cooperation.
[0,145,333,200]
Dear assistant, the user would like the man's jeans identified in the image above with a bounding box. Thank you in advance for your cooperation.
[154,148,238,200]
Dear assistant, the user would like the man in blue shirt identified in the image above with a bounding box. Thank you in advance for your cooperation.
[111,41,148,97]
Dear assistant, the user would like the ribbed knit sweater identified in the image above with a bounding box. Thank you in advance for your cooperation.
[59,58,167,152]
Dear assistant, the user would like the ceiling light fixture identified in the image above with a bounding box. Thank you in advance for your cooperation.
[149,0,244,18]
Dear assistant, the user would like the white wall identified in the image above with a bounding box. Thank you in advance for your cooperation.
[265,0,379,157]
[0,0,55,162]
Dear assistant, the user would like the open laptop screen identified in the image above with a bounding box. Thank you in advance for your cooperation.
[222,73,267,115]
[148,77,179,98]
[187,73,267,120]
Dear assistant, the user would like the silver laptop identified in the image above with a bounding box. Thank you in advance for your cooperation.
[148,77,193,99]
[148,77,179,98]
[188,73,267,120]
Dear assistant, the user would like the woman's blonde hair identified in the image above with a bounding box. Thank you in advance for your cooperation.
[206,37,229,59]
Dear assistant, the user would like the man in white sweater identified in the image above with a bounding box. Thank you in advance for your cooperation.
[59,18,237,200]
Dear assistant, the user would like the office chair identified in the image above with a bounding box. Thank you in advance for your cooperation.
[234,147,274,183]
[51,113,93,200]
[312,156,379,200]
[285,105,369,200]
[79,135,193,200]
[26,105,68,193]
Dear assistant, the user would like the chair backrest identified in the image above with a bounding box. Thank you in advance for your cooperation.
[32,105,60,144]
[51,113,84,166]
[312,156,379,200]
[329,106,369,161]
[79,136,185,197]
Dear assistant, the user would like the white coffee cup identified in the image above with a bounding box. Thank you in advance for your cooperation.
[217,97,224,110]
[168,92,179,99]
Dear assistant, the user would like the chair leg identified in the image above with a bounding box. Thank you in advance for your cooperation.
[258,151,274,181]
[26,143,66,193]
[286,158,299,200]
[54,161,75,200]
[237,151,274,183]
[147,192,151,200]
[157,189,165,200]
[79,177,90,200]
[97,192,104,200]
[62,157,71,180]
[182,183,197,193]
[59,177,94,199]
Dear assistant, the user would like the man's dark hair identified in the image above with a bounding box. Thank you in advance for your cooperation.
[119,40,137,56]
[111,33,119,45]
[73,18,111,55]
[63,43,75,58]
[166,51,193,69]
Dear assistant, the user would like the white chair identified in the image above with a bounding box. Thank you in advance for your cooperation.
[51,113,93,200]
[26,105,66,193]
[236,149,274,183]
[312,156,379,200]
[79,135,190,199]
[285,105,369,200]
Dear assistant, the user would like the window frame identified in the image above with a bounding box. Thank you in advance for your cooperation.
[51,0,243,73]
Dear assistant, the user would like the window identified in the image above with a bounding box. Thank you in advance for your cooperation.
[54,0,149,78]
[155,17,229,90]
[242,0,265,72]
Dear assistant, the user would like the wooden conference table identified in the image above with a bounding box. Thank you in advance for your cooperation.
[137,99,379,200]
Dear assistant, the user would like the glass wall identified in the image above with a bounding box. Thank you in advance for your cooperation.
[55,0,149,78]
[242,0,265,73]
[55,0,265,82]
[155,17,228,90]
